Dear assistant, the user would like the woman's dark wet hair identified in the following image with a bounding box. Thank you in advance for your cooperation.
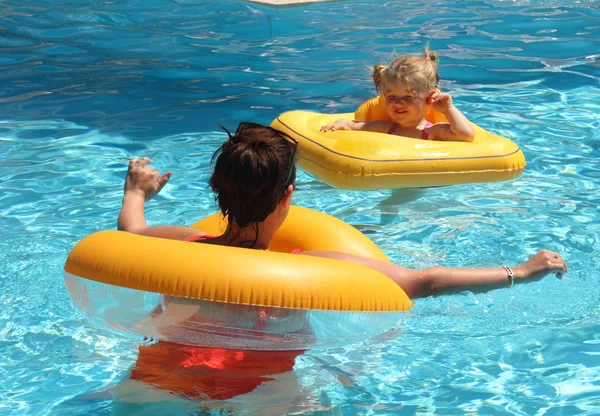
[209,122,298,245]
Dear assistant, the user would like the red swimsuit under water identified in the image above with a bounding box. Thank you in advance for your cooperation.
[131,343,304,400]
[387,121,433,140]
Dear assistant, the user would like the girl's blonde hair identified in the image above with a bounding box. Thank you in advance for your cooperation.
[373,48,440,95]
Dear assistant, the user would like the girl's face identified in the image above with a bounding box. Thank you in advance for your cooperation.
[383,82,428,127]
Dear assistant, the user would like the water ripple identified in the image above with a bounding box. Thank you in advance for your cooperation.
[1,0,600,414]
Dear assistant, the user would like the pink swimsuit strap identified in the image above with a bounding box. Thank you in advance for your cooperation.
[186,233,216,242]
[387,122,433,140]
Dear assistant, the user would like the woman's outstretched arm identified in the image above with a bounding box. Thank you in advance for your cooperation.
[301,250,568,299]
[117,157,202,241]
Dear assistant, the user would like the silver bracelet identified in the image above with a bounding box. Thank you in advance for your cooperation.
[503,266,514,288]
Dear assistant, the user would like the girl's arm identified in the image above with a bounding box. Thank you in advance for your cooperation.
[320,119,366,132]
[301,249,567,299]
[320,119,392,133]
[117,157,203,241]
[427,91,475,142]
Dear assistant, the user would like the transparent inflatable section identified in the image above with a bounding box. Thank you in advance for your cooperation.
[65,273,407,350]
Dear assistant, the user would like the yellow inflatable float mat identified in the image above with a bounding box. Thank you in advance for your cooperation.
[271,95,526,190]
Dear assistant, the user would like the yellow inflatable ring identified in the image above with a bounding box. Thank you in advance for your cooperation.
[64,206,412,350]
[270,95,526,190]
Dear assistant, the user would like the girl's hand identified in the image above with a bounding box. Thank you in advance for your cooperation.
[320,119,353,132]
[427,91,454,113]
[514,250,568,281]
[124,157,172,202]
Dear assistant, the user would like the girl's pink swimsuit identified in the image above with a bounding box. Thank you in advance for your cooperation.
[387,121,433,139]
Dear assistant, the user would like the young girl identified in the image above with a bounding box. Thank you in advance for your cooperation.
[320,49,475,142]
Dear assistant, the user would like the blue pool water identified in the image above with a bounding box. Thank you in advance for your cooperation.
[1,0,599,414]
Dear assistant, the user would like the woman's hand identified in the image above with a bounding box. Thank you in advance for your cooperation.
[124,157,172,202]
[427,91,454,113]
[118,158,201,239]
[514,250,568,281]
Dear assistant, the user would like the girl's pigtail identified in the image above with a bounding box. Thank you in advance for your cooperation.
[372,65,387,92]
[424,49,438,68]
[423,48,440,88]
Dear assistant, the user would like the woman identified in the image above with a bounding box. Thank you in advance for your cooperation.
[115,121,568,406]
[118,122,567,299]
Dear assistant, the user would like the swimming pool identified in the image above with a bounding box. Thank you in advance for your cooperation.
[1,0,599,414]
